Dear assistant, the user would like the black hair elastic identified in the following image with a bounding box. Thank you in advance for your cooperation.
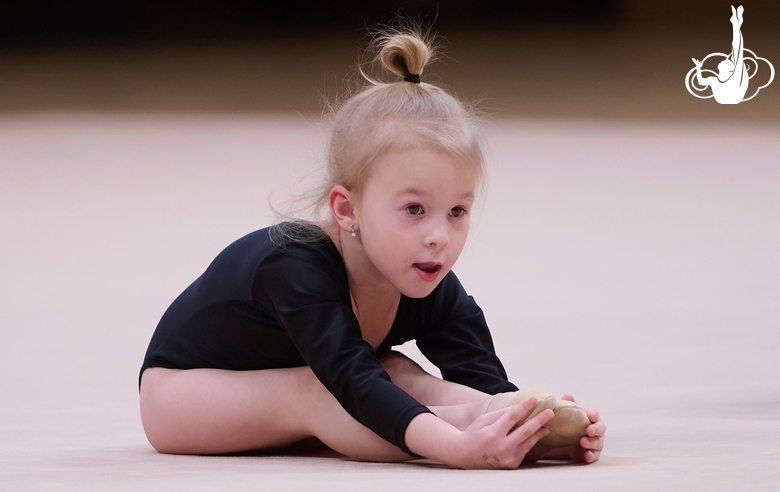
[403,72,421,83]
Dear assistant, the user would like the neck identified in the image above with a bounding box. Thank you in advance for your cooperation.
[328,226,400,316]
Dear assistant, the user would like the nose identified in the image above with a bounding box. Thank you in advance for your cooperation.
[424,217,449,250]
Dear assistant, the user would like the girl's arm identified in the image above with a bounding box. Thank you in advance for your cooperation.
[415,272,517,394]
[256,243,433,455]
[413,273,606,464]
[405,398,554,469]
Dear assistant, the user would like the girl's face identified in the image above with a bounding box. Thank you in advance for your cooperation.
[354,146,476,298]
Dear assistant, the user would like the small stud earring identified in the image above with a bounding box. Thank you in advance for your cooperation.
[350,224,356,237]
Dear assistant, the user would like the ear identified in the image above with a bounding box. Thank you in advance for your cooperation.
[328,185,356,234]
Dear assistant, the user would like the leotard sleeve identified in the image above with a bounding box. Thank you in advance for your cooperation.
[253,241,431,455]
[415,273,518,395]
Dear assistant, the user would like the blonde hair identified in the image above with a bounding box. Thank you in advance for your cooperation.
[273,28,485,242]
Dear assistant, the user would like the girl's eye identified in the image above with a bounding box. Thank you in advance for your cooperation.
[406,204,424,215]
[449,206,466,218]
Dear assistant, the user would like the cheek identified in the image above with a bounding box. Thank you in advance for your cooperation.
[362,218,408,259]
[450,221,470,253]
[378,226,412,258]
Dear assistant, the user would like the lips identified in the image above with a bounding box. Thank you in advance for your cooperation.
[413,262,442,281]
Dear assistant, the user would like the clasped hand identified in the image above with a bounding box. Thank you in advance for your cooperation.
[457,394,606,469]
[455,396,552,469]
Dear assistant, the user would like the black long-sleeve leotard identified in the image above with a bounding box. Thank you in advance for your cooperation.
[140,223,517,454]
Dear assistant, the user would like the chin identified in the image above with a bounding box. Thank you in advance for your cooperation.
[400,281,441,299]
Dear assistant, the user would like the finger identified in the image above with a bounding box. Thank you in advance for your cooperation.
[509,424,550,465]
[580,435,603,450]
[561,393,576,403]
[514,426,550,459]
[586,421,606,438]
[585,408,600,424]
[580,436,604,451]
[508,408,555,444]
[585,417,606,438]
[493,396,539,434]
[583,449,600,463]
[477,405,508,426]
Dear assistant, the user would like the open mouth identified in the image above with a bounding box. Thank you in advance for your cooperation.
[415,263,440,273]
[413,262,442,281]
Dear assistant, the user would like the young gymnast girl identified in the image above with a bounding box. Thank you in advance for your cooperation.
[139,29,606,469]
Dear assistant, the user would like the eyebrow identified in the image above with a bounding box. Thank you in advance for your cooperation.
[397,187,475,200]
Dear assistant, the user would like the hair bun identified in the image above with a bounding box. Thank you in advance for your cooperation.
[378,33,431,82]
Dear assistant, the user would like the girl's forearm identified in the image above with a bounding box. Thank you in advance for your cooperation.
[404,413,465,467]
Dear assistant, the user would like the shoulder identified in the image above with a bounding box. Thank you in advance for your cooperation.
[200,222,343,293]
[259,222,343,274]
[250,223,349,304]
[216,222,336,267]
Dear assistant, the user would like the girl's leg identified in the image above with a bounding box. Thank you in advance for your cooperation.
[140,352,506,459]
[379,351,488,406]
[140,366,410,461]
[379,351,517,430]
